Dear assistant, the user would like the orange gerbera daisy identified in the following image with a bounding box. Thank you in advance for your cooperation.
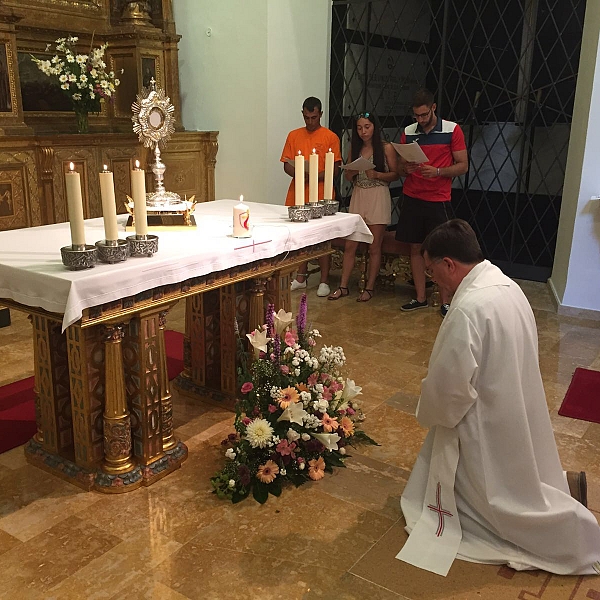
[321,413,339,432]
[308,456,326,481]
[278,386,300,409]
[256,460,279,484]
[296,383,309,393]
[339,416,355,436]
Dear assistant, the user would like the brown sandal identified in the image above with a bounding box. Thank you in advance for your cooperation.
[356,289,374,302]
[328,287,349,300]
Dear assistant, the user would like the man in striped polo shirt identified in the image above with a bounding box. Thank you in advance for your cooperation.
[395,89,468,316]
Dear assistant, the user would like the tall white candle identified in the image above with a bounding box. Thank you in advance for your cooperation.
[99,165,119,241]
[324,148,334,201]
[131,160,148,237]
[309,148,319,203]
[294,151,304,206]
[233,195,251,238]
[64,162,86,247]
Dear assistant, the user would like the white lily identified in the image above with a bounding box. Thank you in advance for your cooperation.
[246,327,271,358]
[312,432,341,451]
[273,308,293,336]
[277,402,307,425]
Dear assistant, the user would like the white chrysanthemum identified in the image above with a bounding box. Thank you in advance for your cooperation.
[80,74,88,83]
[66,53,75,63]
[76,54,88,65]
[68,73,77,82]
[59,74,68,82]
[60,83,69,90]
[225,448,236,460]
[72,93,82,100]
[245,418,273,449]
[89,91,95,99]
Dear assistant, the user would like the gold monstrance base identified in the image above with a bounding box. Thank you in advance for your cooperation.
[125,195,197,232]
[125,213,196,232]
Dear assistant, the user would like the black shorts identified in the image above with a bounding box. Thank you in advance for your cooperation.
[395,195,453,244]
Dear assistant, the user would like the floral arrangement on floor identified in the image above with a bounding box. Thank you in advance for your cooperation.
[31,36,122,132]
[211,294,377,504]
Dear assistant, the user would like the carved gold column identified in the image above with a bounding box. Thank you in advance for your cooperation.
[266,271,291,313]
[102,325,135,474]
[158,310,176,451]
[219,285,237,397]
[248,278,267,332]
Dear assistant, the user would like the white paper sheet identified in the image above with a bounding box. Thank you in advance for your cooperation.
[340,156,376,171]
[391,142,428,164]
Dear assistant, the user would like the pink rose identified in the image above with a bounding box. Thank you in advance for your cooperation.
[268,404,278,413]
[346,407,355,415]
[241,382,254,394]
[242,417,252,425]
[280,365,290,374]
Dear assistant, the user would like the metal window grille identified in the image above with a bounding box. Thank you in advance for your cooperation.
[329,0,585,281]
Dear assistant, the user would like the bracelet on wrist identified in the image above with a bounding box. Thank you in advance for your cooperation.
[437,167,441,177]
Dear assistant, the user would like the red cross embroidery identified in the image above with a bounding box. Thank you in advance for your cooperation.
[234,239,272,253]
[427,482,453,537]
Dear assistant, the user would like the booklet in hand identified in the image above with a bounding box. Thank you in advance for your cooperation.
[391,142,428,164]
[340,156,376,171]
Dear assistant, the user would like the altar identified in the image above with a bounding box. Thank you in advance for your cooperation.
[0,199,373,493]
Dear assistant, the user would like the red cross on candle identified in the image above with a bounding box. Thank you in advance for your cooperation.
[427,482,453,537]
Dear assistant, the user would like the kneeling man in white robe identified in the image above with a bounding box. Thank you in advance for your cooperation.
[397,219,600,577]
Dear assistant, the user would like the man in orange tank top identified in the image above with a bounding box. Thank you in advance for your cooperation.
[280,97,341,296]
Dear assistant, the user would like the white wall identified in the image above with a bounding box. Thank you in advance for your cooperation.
[550,2,600,314]
[174,0,332,204]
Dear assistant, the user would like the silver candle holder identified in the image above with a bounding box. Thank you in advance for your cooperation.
[288,205,312,222]
[323,200,339,215]
[61,244,98,270]
[95,239,129,263]
[309,202,326,219]
[127,234,159,257]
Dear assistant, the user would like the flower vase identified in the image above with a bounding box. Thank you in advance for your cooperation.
[74,109,89,134]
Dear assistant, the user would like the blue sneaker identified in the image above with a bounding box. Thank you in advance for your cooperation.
[401,299,428,312]
[440,303,450,318]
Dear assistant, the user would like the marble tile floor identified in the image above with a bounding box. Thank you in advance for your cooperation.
[0,275,600,600]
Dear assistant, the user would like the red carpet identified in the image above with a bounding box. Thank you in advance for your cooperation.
[558,367,600,424]
[0,330,184,454]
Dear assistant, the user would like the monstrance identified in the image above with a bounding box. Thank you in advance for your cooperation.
[128,79,196,228]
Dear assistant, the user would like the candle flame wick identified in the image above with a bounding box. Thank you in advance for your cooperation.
[103,164,108,171]
[69,162,75,171]
[240,195,244,202]
[135,159,140,169]
[312,148,316,154]
[297,150,301,155]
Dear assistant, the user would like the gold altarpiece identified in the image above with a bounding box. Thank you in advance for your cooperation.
[0,0,217,231]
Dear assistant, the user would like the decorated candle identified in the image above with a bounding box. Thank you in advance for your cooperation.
[324,148,334,201]
[99,165,119,241]
[64,162,86,247]
[131,160,148,237]
[294,151,304,206]
[309,148,318,203]
[233,195,251,238]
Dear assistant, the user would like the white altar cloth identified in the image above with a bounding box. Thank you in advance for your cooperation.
[0,199,372,331]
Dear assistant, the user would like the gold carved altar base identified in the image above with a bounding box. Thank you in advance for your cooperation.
[3,242,332,493]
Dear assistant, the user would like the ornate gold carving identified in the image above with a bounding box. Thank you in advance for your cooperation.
[124,311,164,464]
[121,0,153,26]
[102,324,136,474]
[157,307,177,451]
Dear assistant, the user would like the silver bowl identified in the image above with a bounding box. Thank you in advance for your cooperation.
[309,202,325,219]
[324,200,339,215]
[288,205,312,222]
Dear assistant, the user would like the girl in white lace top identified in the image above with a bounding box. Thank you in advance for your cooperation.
[328,112,399,302]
